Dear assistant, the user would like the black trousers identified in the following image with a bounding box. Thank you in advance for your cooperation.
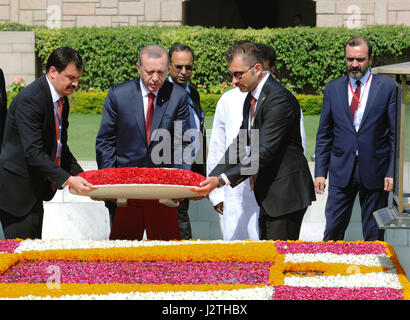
[0,200,44,239]
[258,207,307,241]
[177,198,192,240]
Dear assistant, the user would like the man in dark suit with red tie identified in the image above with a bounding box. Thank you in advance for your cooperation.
[0,47,93,239]
[195,41,315,240]
[314,37,396,241]
[96,44,192,241]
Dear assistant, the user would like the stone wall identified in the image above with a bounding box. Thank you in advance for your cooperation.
[0,0,184,28]
[315,0,410,27]
[0,31,36,90]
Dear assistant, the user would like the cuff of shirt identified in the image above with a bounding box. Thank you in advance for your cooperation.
[220,173,230,186]
[208,188,224,206]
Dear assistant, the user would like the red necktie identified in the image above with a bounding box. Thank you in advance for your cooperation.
[54,97,63,166]
[350,80,361,120]
[51,97,63,192]
[146,93,155,143]
[250,96,256,127]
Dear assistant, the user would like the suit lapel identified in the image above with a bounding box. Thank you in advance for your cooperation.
[338,76,356,131]
[41,76,58,154]
[241,92,252,130]
[254,91,267,125]
[252,75,274,122]
[188,86,202,116]
[358,74,379,132]
[130,79,148,146]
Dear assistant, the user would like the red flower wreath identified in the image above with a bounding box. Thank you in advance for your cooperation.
[76,167,206,187]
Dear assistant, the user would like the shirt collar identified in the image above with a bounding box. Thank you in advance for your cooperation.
[349,69,371,87]
[168,76,190,94]
[45,75,62,104]
[139,78,158,97]
[251,72,269,100]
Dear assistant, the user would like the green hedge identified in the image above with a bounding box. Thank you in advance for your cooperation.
[8,89,323,115]
[1,23,409,95]
[66,91,224,115]
[64,91,323,115]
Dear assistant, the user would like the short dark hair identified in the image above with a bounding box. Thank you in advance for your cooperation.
[345,36,373,57]
[46,47,84,73]
[255,43,276,69]
[225,40,264,67]
[168,43,194,61]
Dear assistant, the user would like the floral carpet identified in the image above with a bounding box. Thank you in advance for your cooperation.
[0,239,409,300]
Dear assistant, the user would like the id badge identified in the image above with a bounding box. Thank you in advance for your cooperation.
[56,140,62,158]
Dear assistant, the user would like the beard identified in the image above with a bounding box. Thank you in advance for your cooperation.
[348,66,368,80]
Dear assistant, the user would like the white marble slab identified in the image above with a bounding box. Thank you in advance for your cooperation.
[42,202,110,240]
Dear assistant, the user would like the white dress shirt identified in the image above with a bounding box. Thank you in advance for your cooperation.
[140,79,158,119]
[46,75,62,108]
[348,69,372,132]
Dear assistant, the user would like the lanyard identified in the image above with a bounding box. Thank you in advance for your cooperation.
[348,74,371,105]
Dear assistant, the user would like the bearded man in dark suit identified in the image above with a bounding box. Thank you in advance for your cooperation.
[195,41,315,240]
[0,47,93,239]
[314,37,396,241]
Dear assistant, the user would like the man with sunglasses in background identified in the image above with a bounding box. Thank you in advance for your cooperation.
[168,43,206,240]
[195,41,315,241]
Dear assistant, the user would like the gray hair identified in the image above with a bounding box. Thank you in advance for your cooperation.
[138,45,169,66]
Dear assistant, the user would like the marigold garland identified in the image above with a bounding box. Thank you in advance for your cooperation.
[0,283,265,299]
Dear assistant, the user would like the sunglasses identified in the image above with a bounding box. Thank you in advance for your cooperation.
[228,64,256,79]
[173,64,193,71]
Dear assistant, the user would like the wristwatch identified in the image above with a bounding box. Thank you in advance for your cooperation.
[217,175,226,188]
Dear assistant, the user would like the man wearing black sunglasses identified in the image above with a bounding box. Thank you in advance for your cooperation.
[195,41,315,241]
[168,43,206,240]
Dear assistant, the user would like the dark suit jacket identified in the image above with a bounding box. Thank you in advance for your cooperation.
[0,75,83,217]
[0,68,7,149]
[210,75,315,217]
[96,78,191,170]
[188,85,207,176]
[314,74,396,189]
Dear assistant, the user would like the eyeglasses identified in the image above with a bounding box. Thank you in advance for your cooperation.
[173,64,193,71]
[229,64,256,79]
